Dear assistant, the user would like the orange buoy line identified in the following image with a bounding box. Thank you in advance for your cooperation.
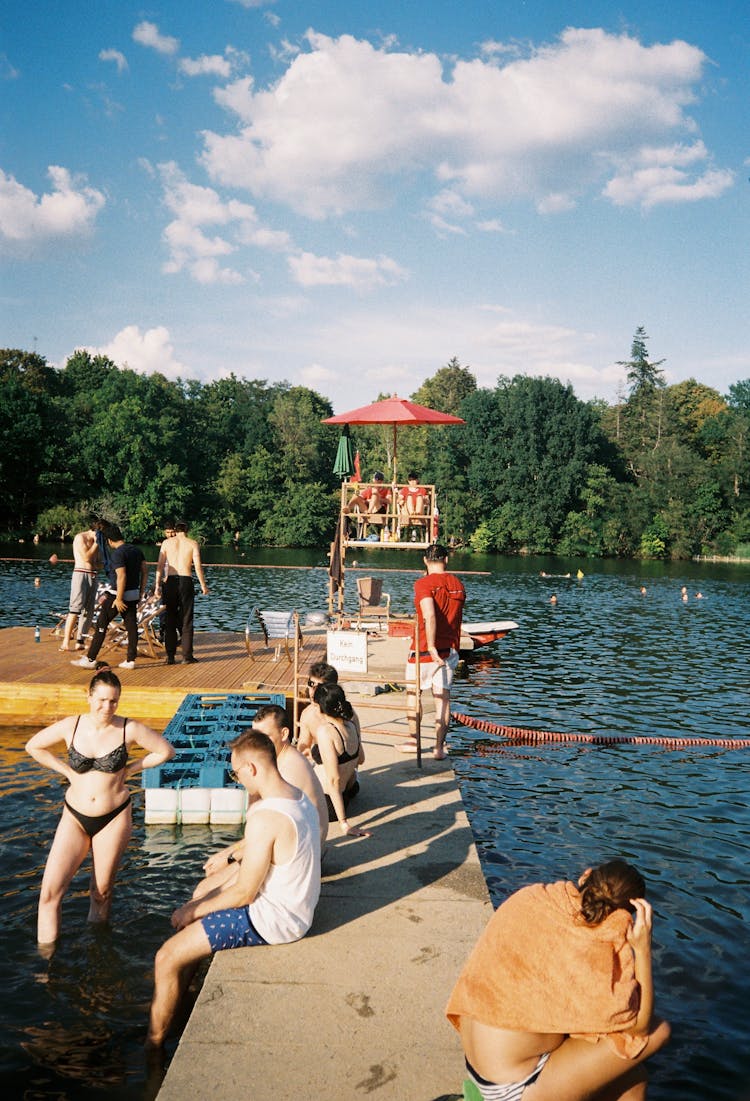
[451,711,750,750]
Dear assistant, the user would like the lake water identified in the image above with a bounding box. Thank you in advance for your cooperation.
[1,545,749,1099]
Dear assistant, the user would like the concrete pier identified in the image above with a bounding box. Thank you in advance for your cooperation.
[156,711,493,1101]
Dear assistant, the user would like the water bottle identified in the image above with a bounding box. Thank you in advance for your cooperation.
[34,625,41,643]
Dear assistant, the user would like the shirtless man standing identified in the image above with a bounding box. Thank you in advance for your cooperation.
[60,522,100,652]
[154,521,209,664]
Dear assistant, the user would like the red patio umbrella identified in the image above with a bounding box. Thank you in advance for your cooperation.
[322,395,464,481]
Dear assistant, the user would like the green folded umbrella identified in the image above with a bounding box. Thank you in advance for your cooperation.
[333,424,355,479]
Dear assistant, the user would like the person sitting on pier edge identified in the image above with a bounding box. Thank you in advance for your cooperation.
[193,705,329,898]
[398,472,428,536]
[401,542,465,761]
[310,683,370,838]
[343,471,392,536]
[446,858,671,1101]
[147,729,321,1049]
[297,661,339,757]
[25,670,174,947]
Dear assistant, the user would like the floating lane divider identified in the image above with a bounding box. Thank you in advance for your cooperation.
[451,712,750,750]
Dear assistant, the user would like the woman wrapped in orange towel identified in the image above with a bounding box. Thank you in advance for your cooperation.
[446,859,670,1100]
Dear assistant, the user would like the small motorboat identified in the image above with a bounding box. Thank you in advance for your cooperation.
[460,620,519,654]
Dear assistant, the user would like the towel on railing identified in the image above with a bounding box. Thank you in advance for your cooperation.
[446,880,648,1058]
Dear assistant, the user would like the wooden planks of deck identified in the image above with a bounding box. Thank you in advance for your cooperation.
[0,626,327,728]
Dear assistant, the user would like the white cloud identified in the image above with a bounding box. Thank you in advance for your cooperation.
[475,218,508,233]
[425,188,474,234]
[99,48,128,73]
[179,54,233,79]
[288,250,409,289]
[537,192,576,214]
[604,141,734,207]
[0,165,105,243]
[157,162,291,283]
[132,21,179,56]
[288,301,622,408]
[0,54,20,80]
[199,27,723,219]
[299,363,337,385]
[229,0,277,8]
[89,325,188,380]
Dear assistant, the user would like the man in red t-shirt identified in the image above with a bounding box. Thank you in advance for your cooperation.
[401,543,465,760]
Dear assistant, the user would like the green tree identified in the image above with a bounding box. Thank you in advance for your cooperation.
[0,349,63,531]
[619,327,666,456]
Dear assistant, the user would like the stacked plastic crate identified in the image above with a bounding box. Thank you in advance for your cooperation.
[143,691,286,824]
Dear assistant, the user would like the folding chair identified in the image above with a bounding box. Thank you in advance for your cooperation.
[356,577,391,631]
[245,608,302,663]
[98,591,166,660]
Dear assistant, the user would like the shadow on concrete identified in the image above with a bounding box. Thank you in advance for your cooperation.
[312,756,486,936]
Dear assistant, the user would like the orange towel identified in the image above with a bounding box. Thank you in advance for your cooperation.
[446,880,648,1058]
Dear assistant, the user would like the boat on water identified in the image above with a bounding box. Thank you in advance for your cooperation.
[459,620,518,655]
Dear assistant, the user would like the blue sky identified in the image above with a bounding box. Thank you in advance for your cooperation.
[2,0,748,412]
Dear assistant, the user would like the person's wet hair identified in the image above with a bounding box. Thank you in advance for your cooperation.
[579,859,646,925]
[253,704,290,732]
[308,662,338,684]
[313,683,354,722]
[89,670,121,695]
[425,543,449,562]
[229,727,277,765]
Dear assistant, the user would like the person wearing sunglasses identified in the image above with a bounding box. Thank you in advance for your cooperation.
[193,706,330,899]
[296,661,339,758]
[147,728,321,1049]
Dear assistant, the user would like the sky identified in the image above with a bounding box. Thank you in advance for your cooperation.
[1,0,748,413]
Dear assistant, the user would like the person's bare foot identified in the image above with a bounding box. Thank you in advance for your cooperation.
[396,739,419,753]
[432,748,447,760]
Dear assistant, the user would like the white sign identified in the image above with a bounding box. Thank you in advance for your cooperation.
[327,630,368,673]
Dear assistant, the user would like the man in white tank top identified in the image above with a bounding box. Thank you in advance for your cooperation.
[147,729,321,1048]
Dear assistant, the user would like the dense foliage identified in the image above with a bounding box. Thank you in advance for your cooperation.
[1,337,748,559]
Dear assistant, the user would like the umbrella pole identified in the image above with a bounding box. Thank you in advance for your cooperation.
[414,617,422,768]
[392,423,398,483]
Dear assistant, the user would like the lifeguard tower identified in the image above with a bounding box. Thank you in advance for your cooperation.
[323,395,465,618]
[327,477,442,618]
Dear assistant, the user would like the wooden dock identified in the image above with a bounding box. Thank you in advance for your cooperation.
[0,626,327,728]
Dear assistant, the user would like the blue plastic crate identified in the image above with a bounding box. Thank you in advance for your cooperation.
[147,691,287,791]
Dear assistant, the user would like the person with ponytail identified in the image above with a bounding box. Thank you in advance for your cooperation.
[446,859,670,1100]
[309,683,369,838]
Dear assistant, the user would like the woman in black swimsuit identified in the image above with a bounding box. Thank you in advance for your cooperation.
[25,670,174,946]
[310,683,369,838]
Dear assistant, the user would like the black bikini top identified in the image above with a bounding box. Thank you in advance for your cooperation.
[68,716,129,774]
[311,721,360,767]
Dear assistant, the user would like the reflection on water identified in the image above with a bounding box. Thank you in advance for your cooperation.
[1,550,749,1099]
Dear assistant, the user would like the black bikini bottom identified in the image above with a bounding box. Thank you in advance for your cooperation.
[64,796,132,838]
[324,779,360,822]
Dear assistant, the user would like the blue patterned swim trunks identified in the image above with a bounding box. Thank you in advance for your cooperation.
[201,907,268,951]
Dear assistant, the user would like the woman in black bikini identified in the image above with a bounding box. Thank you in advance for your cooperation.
[25,670,174,945]
[310,683,369,838]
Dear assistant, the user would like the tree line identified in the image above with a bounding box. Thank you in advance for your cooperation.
[1,331,748,559]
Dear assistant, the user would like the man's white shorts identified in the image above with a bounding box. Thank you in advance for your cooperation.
[405,647,459,694]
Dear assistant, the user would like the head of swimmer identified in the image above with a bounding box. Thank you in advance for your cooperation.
[87,670,122,723]
[577,859,645,925]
